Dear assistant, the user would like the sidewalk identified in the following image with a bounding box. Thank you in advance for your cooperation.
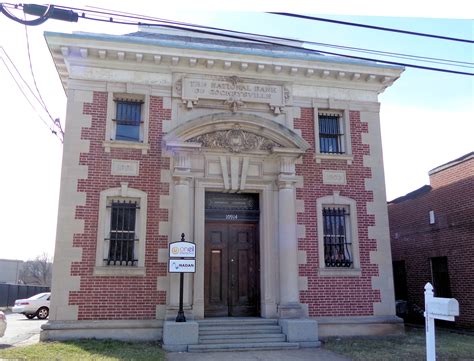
[167,348,351,361]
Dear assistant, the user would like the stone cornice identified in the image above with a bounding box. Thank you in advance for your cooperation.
[45,32,403,95]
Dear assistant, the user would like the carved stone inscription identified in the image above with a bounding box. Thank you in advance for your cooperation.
[189,128,280,153]
[182,76,289,107]
[111,159,139,176]
[322,170,347,185]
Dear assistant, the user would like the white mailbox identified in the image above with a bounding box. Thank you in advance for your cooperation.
[427,297,459,321]
[424,282,460,361]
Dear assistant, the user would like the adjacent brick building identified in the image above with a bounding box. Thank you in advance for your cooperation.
[41,26,404,342]
[389,152,474,328]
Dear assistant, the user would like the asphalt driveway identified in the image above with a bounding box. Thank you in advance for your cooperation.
[0,311,47,348]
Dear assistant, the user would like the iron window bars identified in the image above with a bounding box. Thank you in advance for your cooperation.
[319,113,343,154]
[113,99,143,142]
[323,207,352,267]
[105,200,139,266]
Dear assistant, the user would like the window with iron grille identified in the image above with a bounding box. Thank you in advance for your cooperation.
[105,200,139,266]
[323,207,352,267]
[114,99,143,142]
[319,114,343,154]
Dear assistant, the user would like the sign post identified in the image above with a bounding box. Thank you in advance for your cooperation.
[424,282,459,361]
[168,233,196,323]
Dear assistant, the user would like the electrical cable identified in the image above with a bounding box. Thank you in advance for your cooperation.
[1,3,472,75]
[0,3,53,25]
[269,12,474,44]
[24,21,64,140]
[24,23,53,119]
[6,3,468,69]
[1,47,63,142]
[83,5,473,68]
[1,46,47,110]
[0,56,61,140]
[77,14,474,76]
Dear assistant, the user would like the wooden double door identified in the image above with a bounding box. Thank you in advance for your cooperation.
[204,221,260,317]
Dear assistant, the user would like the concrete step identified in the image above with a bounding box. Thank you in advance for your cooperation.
[188,341,300,352]
[197,318,278,327]
[199,334,287,344]
[199,325,282,335]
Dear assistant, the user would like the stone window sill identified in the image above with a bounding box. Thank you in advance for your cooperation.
[318,268,361,277]
[93,266,146,277]
[315,154,353,165]
[103,140,150,155]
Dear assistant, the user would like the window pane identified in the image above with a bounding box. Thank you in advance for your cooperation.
[115,101,141,142]
[323,207,352,267]
[319,114,342,154]
[107,201,138,266]
[116,124,140,141]
[116,101,141,122]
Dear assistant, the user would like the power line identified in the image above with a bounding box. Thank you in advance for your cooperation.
[1,46,63,142]
[0,55,61,141]
[77,13,474,76]
[24,22,54,121]
[269,12,474,44]
[24,22,65,141]
[54,5,474,75]
[83,5,473,68]
[1,3,473,76]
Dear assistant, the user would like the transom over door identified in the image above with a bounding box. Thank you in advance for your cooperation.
[204,221,260,317]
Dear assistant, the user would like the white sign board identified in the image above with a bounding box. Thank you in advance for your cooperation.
[169,241,196,258]
[169,259,196,273]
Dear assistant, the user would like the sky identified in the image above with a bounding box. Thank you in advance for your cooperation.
[0,0,472,261]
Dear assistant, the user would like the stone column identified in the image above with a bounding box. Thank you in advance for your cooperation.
[169,175,192,309]
[276,153,304,318]
[165,141,201,319]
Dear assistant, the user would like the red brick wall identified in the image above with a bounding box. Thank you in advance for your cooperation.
[295,108,381,317]
[69,92,169,320]
[430,157,474,189]
[389,175,474,328]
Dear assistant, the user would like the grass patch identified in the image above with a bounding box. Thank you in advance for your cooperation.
[323,326,474,361]
[0,339,165,360]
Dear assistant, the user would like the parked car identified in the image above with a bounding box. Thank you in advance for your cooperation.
[12,292,50,320]
[0,311,6,337]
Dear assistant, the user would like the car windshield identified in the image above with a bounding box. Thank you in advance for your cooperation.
[28,293,50,300]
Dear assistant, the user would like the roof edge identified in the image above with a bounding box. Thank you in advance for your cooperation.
[428,151,474,176]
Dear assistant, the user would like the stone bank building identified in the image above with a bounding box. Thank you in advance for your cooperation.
[42,26,404,347]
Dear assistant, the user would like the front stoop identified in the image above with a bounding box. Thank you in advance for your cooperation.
[187,318,318,352]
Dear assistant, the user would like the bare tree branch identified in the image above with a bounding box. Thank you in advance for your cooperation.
[19,252,52,286]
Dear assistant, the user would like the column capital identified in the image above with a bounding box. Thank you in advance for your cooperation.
[166,140,201,173]
[172,174,192,186]
[277,174,299,190]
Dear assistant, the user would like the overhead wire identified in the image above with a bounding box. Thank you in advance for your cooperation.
[24,21,64,141]
[74,12,474,76]
[0,53,61,140]
[1,3,473,76]
[41,3,474,75]
[269,12,474,44]
[83,5,473,68]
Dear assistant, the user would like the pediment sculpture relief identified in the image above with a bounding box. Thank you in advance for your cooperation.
[188,128,281,153]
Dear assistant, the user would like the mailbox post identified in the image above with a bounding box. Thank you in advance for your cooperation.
[424,282,459,361]
[169,233,196,323]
